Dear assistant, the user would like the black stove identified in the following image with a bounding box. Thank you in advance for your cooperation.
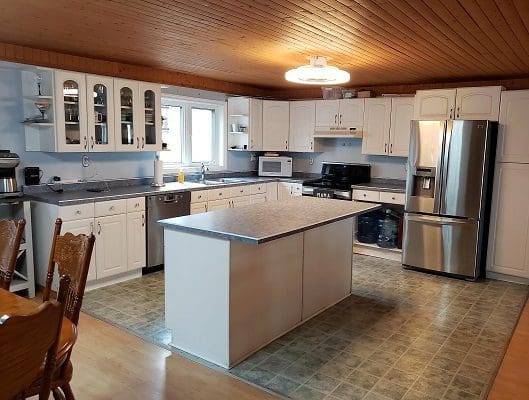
[302,162,371,200]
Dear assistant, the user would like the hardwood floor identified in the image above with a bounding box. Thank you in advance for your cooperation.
[488,300,529,400]
[68,312,277,400]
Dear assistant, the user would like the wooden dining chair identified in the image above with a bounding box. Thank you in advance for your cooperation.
[0,219,26,290]
[28,218,95,400]
[0,275,70,400]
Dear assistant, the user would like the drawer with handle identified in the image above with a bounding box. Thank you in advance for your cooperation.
[379,191,405,205]
[230,185,252,198]
[58,203,95,222]
[251,184,267,195]
[352,190,380,202]
[95,199,127,217]
[126,197,145,212]
[191,190,209,204]
[209,187,228,200]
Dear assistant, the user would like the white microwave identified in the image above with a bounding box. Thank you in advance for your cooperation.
[258,156,293,177]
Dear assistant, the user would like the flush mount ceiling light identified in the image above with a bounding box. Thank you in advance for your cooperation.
[285,56,350,85]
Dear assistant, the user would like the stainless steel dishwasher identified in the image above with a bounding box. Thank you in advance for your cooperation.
[146,191,191,270]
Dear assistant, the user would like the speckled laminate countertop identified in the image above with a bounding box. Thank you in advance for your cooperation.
[351,178,406,193]
[27,177,306,206]
[159,197,380,244]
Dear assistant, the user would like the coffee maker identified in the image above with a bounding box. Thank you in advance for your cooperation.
[0,150,21,198]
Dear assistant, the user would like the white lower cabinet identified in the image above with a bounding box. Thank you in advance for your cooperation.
[60,218,97,282]
[266,182,278,201]
[278,183,302,200]
[190,202,208,215]
[487,163,529,278]
[251,194,267,204]
[95,214,128,279]
[231,196,252,208]
[126,211,146,271]
[208,198,231,211]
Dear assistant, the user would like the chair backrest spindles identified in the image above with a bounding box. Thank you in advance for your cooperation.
[0,219,26,290]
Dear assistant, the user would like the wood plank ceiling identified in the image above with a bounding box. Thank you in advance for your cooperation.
[1,0,529,89]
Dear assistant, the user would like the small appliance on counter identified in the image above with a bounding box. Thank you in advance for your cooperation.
[24,167,43,186]
[0,150,22,198]
[302,162,371,200]
[258,156,293,177]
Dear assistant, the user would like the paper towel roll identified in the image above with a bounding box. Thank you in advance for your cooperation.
[153,155,165,187]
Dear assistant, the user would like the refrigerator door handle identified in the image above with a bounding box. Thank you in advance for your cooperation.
[433,120,447,214]
[405,214,468,225]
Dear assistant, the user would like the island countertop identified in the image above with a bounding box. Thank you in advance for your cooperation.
[159,197,380,244]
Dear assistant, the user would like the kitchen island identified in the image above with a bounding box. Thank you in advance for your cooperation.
[160,197,379,368]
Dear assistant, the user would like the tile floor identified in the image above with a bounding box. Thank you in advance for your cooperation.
[82,255,528,400]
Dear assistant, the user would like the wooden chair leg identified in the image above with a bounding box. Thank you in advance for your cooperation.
[61,384,75,400]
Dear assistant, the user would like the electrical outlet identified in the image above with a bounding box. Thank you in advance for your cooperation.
[309,158,314,165]
[250,154,256,162]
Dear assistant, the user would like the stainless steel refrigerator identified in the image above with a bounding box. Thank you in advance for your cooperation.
[402,120,497,279]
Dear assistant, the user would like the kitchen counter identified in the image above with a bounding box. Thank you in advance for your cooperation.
[351,178,406,193]
[163,197,378,368]
[160,197,379,244]
[26,176,307,206]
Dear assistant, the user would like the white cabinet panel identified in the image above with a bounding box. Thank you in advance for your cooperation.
[208,199,231,211]
[86,74,115,152]
[58,203,94,222]
[229,185,251,198]
[190,202,208,215]
[497,90,529,163]
[455,86,501,121]
[61,218,96,282]
[249,98,263,151]
[127,211,146,271]
[389,97,414,157]
[289,101,315,152]
[231,196,251,208]
[339,99,364,128]
[191,190,209,204]
[114,79,141,152]
[379,192,405,205]
[139,82,162,151]
[352,190,380,202]
[266,182,278,202]
[94,199,127,217]
[277,182,293,201]
[362,98,391,156]
[126,197,145,212]
[488,163,529,278]
[291,183,303,197]
[262,101,289,151]
[414,89,457,120]
[315,100,340,130]
[250,194,267,204]
[95,214,128,278]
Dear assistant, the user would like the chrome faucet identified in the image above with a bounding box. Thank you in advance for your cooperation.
[200,163,206,181]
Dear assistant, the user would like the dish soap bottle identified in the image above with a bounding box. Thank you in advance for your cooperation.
[178,169,185,184]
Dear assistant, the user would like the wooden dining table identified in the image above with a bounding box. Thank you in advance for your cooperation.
[0,288,78,363]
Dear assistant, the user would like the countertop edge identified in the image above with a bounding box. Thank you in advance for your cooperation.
[159,203,381,244]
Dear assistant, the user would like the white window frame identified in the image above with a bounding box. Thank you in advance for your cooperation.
[161,94,226,173]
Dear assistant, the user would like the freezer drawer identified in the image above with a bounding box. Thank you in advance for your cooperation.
[402,213,480,278]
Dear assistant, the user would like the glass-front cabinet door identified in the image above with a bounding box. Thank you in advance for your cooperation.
[114,78,140,151]
[139,82,162,151]
[55,71,88,152]
[86,75,115,152]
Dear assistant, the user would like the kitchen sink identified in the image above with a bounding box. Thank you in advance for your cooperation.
[201,178,248,185]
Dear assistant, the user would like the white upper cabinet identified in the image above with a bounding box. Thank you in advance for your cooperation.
[86,74,115,152]
[455,86,502,121]
[339,99,364,128]
[414,89,457,120]
[362,98,392,156]
[314,99,364,133]
[139,82,162,151]
[389,97,415,157]
[414,86,501,121]
[487,163,529,278]
[227,97,263,151]
[289,101,315,152]
[114,79,141,152]
[55,70,88,152]
[315,100,340,130]
[497,90,529,163]
[262,100,289,151]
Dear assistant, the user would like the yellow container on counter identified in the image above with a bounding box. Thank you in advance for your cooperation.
[178,169,185,183]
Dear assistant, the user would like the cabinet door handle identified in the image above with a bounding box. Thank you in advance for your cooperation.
[310,140,313,150]
[136,138,140,149]
[390,143,393,154]
[90,222,94,234]
[285,140,288,150]
[83,136,88,150]
[456,106,460,118]
[449,108,453,119]
[141,213,145,227]
[97,222,102,235]
[334,114,337,125]
[384,143,388,153]
[339,114,342,125]
[90,137,95,149]
[75,210,81,215]
[109,205,115,211]
[142,137,145,149]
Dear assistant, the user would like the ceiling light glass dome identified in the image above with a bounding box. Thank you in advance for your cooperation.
[285,56,350,85]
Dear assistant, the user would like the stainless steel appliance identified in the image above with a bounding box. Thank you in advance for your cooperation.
[302,162,371,200]
[146,192,191,269]
[258,156,293,177]
[403,120,497,279]
[0,151,21,198]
